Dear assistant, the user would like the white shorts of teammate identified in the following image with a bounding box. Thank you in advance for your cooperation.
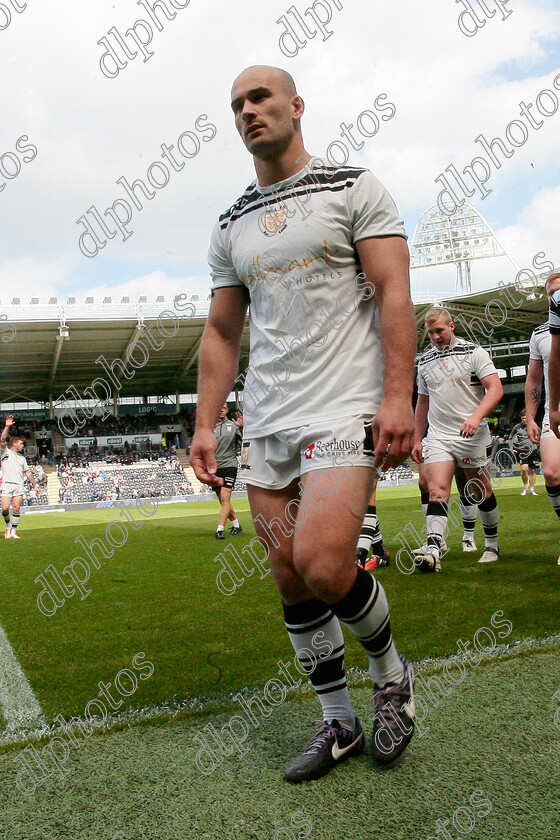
[1,482,25,499]
[422,433,492,470]
[240,414,376,489]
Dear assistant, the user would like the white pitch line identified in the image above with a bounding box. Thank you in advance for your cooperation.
[2,631,559,747]
[0,622,45,735]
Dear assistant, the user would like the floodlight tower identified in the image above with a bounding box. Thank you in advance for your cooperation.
[410,203,511,295]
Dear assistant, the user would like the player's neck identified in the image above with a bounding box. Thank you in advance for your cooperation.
[253,143,312,187]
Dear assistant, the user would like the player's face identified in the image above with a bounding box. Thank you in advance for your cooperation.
[427,317,455,350]
[220,404,228,419]
[11,439,24,452]
[230,68,300,159]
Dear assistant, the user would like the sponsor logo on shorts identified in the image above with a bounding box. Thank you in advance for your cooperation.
[241,441,251,470]
[303,439,360,459]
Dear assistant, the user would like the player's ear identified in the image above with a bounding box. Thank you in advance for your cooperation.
[291,95,305,121]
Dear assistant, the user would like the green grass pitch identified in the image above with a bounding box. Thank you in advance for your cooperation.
[0,478,559,839]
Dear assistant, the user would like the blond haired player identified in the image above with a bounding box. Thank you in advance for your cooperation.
[412,308,503,569]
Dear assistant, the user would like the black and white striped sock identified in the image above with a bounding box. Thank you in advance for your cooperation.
[2,510,10,528]
[459,495,477,538]
[10,513,20,532]
[356,505,386,556]
[478,493,498,550]
[331,567,404,688]
[546,483,560,520]
[427,500,447,550]
[283,598,355,729]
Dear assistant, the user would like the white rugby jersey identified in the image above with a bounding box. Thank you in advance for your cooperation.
[208,158,407,436]
[0,445,29,484]
[529,322,556,423]
[417,336,497,439]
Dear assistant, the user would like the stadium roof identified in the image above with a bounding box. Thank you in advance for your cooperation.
[0,277,552,406]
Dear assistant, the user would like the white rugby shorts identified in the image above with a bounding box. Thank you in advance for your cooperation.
[1,482,25,499]
[240,414,376,489]
[422,433,492,469]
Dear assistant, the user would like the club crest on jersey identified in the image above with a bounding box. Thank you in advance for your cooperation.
[259,206,288,236]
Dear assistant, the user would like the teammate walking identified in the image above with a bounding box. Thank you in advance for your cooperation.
[191,66,416,781]
[527,273,560,564]
[412,308,503,569]
[510,411,539,496]
[213,404,244,539]
[1,416,39,539]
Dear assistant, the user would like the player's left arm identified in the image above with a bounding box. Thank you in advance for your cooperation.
[355,235,415,470]
[460,373,503,438]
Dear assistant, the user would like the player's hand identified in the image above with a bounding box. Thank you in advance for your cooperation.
[411,442,424,465]
[460,415,481,438]
[372,399,414,471]
[189,428,223,486]
[233,412,243,428]
[4,415,14,427]
[550,409,560,439]
[526,419,541,444]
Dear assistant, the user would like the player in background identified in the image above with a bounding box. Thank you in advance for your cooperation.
[213,404,244,539]
[412,308,503,570]
[510,410,539,496]
[355,480,390,570]
[528,273,560,564]
[1,416,40,539]
[191,65,416,782]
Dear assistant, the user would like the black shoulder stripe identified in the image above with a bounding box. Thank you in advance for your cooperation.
[217,167,370,230]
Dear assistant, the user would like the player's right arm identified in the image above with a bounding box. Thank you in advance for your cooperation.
[0,415,14,449]
[524,358,543,444]
[412,394,429,464]
[190,287,249,485]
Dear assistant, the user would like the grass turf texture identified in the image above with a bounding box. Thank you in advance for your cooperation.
[0,478,558,735]
[1,647,559,840]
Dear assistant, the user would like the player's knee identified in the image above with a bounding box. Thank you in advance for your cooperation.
[292,550,341,595]
[543,462,560,484]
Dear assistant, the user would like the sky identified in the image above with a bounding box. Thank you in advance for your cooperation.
[0,0,559,306]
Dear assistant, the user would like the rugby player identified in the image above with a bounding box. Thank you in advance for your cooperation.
[510,410,539,496]
[1,416,40,539]
[213,404,244,539]
[527,272,560,564]
[412,308,503,569]
[191,66,416,781]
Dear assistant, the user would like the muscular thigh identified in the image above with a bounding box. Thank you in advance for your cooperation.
[540,433,560,482]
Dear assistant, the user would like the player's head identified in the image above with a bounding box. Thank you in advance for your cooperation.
[545,272,560,302]
[230,65,304,160]
[219,404,229,419]
[425,307,455,350]
[9,436,24,451]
